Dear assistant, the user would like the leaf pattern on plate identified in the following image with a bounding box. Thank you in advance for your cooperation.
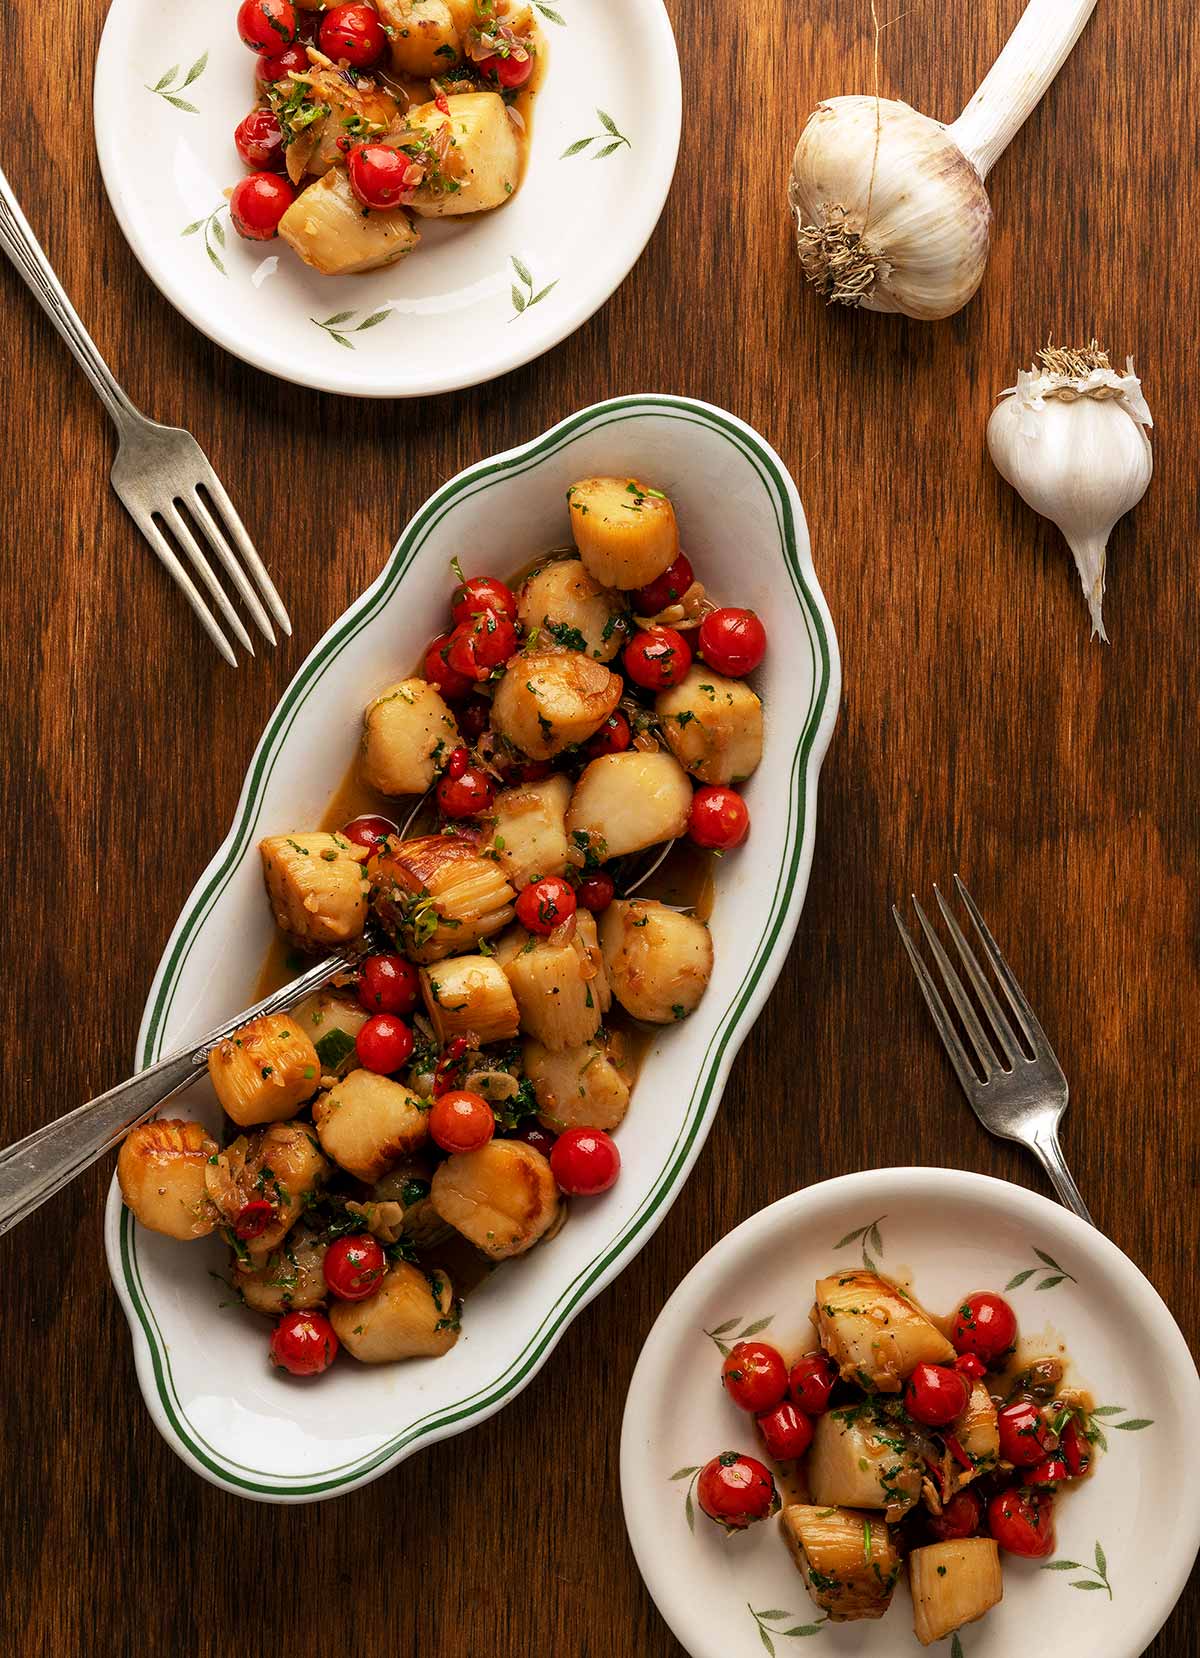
[1077,1403,1154,1452]
[1005,1248,1078,1292]
[669,1465,702,1535]
[147,51,208,112]
[747,1605,827,1652]
[562,109,631,160]
[311,308,395,349]
[703,1313,775,1358]
[509,255,558,318]
[181,203,229,277]
[1041,1539,1113,1599]
[832,1214,886,1272]
[532,0,566,22]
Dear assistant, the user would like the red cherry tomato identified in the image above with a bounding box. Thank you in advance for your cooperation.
[1061,1416,1092,1477]
[234,108,285,170]
[755,1399,814,1460]
[457,697,491,742]
[318,2,386,65]
[623,626,692,690]
[358,953,419,1016]
[549,1126,620,1195]
[238,0,298,52]
[997,1399,1060,1467]
[451,574,518,626]
[502,757,554,784]
[424,632,474,702]
[987,1490,1056,1558]
[229,172,295,240]
[576,870,616,913]
[270,1309,338,1376]
[437,764,495,818]
[512,1119,556,1157]
[697,607,767,677]
[721,1341,788,1414]
[586,710,632,758]
[905,1362,971,1428]
[954,1352,988,1382]
[515,875,576,935]
[634,552,694,615]
[688,784,749,850]
[342,813,397,853]
[696,1452,778,1532]
[445,609,518,679]
[429,1090,496,1155]
[477,48,534,88]
[322,1234,387,1301]
[356,1013,414,1074]
[787,1351,837,1415]
[928,1488,983,1542]
[1026,1456,1069,1488]
[951,1292,1018,1364]
[257,41,309,80]
[348,142,420,210]
[234,1198,275,1240]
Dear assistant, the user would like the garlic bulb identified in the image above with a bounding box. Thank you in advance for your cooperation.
[987,344,1153,641]
[789,0,1097,320]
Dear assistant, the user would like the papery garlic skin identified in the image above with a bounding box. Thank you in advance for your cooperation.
[987,354,1153,641]
[789,98,991,320]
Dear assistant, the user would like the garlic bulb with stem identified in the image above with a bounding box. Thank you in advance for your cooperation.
[789,0,1097,320]
[987,343,1153,642]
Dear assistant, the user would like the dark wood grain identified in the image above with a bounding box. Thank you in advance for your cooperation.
[1,1,1196,1653]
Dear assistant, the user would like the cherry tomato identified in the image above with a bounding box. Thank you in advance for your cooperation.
[721,1341,788,1414]
[951,1291,1018,1364]
[1061,1416,1092,1477]
[257,40,309,80]
[697,607,767,677]
[270,1309,338,1376]
[787,1351,837,1415]
[1026,1456,1069,1488]
[696,1451,779,1533]
[477,47,534,88]
[229,172,295,240]
[348,142,420,210]
[234,1198,274,1240]
[429,1090,496,1155]
[954,1352,988,1382]
[755,1399,814,1461]
[549,1126,620,1195]
[512,1119,557,1158]
[358,953,419,1016]
[688,784,749,850]
[586,710,632,758]
[234,108,285,170]
[451,574,518,626]
[437,763,495,818]
[502,757,554,784]
[987,1489,1056,1558]
[576,870,616,913]
[515,875,576,934]
[905,1362,971,1428]
[623,626,692,690]
[424,632,474,702]
[322,1234,387,1301]
[238,0,298,52]
[319,1,386,65]
[445,609,519,679]
[997,1399,1060,1467]
[457,697,491,741]
[928,1488,982,1542]
[634,552,694,615]
[356,1013,414,1074]
[342,813,397,853]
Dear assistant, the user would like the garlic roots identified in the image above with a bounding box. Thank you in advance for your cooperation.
[789,0,1098,320]
[987,343,1154,641]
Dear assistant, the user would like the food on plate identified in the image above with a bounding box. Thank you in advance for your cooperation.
[656,667,763,784]
[696,1274,1102,1646]
[118,476,766,1379]
[226,0,542,274]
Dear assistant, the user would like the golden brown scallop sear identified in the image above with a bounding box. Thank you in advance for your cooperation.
[430,1139,561,1260]
[359,677,461,798]
[782,1504,901,1622]
[259,830,368,951]
[566,477,679,590]
[598,899,713,1024]
[908,1539,1003,1646]
[368,829,516,963]
[814,1270,955,1391]
[656,667,764,785]
[205,1120,329,1257]
[277,168,420,276]
[331,1262,460,1362]
[518,557,629,663]
[312,1069,429,1184]
[487,772,572,890]
[420,955,521,1047]
[117,1118,221,1241]
[523,1035,631,1133]
[235,1225,328,1316]
[497,909,610,1052]
[207,1013,321,1127]
[490,649,622,760]
[565,750,692,863]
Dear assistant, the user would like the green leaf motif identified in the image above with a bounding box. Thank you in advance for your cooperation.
[1110,1417,1153,1431]
[534,2,565,21]
[1090,1405,1125,1417]
[163,95,199,112]
[834,1226,866,1249]
[511,285,526,313]
[182,50,209,87]
[1005,1267,1036,1290]
[670,1466,700,1480]
[1034,1248,1066,1271]
[739,1316,774,1338]
[1042,1560,1083,1571]
[148,53,206,112]
[561,138,592,157]
[708,1317,740,1337]
[356,308,393,330]
[754,1612,789,1622]
[592,141,622,159]
[1095,1541,1107,1577]
[868,1222,884,1257]
[211,216,225,247]
[530,281,558,304]
[862,1249,878,1274]
[180,218,206,237]
[152,64,179,91]
[1071,1579,1108,1591]
[783,1628,824,1639]
[950,1635,964,1658]
[598,109,619,135]
[511,254,534,287]
[1035,1274,1066,1290]
[834,1215,886,1269]
[758,1629,774,1657]
[684,1488,695,1534]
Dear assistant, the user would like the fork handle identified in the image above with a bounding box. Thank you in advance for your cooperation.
[1030,1125,1094,1225]
[0,163,142,433]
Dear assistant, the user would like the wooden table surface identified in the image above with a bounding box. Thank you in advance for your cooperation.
[3,0,1196,1653]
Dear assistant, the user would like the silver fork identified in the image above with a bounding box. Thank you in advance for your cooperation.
[892,874,1093,1225]
[0,164,290,666]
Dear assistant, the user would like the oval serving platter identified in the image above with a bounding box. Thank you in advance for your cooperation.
[92,0,681,397]
[104,394,841,1502]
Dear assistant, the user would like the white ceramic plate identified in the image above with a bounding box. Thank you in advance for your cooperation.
[103,394,840,1501]
[620,1168,1200,1658]
[93,1,680,397]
